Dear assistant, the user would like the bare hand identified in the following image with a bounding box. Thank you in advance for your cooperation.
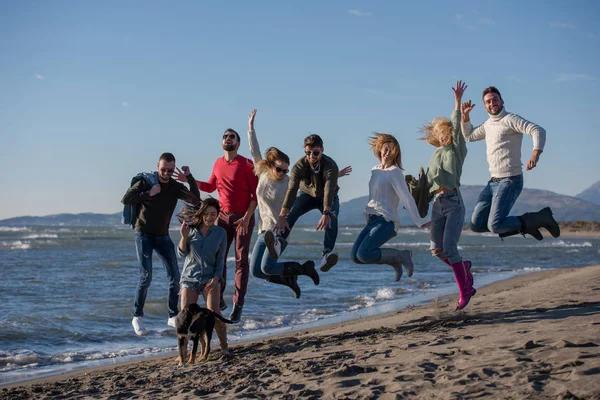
[461,100,475,122]
[234,217,250,236]
[526,150,542,171]
[316,214,331,231]
[181,166,191,176]
[248,109,257,131]
[452,80,467,102]
[180,222,190,239]
[274,215,290,234]
[205,276,219,292]
[149,184,161,197]
[338,165,352,178]
[173,169,187,183]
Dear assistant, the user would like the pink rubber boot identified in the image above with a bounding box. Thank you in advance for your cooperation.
[451,261,476,310]
[444,258,473,287]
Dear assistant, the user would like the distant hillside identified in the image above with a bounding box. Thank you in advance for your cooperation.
[309,185,600,226]
[576,180,600,206]
[0,212,122,227]
[2,185,599,227]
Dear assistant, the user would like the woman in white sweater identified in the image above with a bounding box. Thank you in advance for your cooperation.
[247,109,319,298]
[351,133,429,281]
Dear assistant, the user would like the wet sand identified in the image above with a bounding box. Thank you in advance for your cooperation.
[2,265,600,399]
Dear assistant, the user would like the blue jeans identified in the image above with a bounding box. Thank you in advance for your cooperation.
[283,191,340,254]
[250,232,289,279]
[133,232,180,318]
[430,191,465,264]
[351,214,397,264]
[471,174,523,234]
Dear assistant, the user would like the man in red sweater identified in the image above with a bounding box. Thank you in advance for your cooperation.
[192,129,258,322]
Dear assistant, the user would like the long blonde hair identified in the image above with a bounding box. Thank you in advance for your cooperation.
[419,117,452,147]
[368,133,402,169]
[254,147,290,179]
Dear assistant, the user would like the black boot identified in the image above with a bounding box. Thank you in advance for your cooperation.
[283,261,320,286]
[498,230,522,240]
[518,207,560,241]
[267,275,301,298]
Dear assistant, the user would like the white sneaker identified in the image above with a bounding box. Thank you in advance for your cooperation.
[319,251,339,272]
[167,316,177,328]
[132,316,147,336]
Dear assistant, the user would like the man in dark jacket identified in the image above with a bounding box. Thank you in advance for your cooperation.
[122,152,200,336]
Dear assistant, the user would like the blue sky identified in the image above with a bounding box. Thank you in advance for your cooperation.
[1,0,598,219]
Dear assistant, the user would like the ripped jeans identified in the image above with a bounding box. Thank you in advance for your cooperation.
[430,191,465,264]
[133,232,180,318]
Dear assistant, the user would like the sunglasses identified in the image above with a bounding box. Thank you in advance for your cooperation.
[305,150,321,157]
[274,166,289,174]
[160,168,174,173]
[222,133,236,140]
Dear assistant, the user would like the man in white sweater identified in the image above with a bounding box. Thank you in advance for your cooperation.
[460,86,560,241]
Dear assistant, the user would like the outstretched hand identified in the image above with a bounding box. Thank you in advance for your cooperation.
[248,109,257,131]
[460,100,475,122]
[174,168,187,183]
[339,165,352,178]
[452,80,467,102]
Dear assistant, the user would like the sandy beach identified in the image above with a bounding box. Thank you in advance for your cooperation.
[2,264,599,399]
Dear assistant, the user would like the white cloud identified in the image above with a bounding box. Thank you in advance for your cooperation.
[35,74,45,80]
[478,18,495,25]
[121,101,130,108]
[348,9,373,17]
[554,73,598,83]
[551,22,577,29]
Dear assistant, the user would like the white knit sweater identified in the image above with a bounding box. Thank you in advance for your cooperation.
[248,129,289,233]
[364,165,429,232]
[461,108,546,178]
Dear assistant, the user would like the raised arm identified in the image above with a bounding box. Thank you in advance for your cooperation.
[451,81,467,160]
[174,166,201,204]
[247,109,263,165]
[391,169,429,227]
[505,114,546,170]
[460,100,486,142]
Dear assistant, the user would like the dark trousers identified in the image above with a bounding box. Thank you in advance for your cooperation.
[218,211,255,306]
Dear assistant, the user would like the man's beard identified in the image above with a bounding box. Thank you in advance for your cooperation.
[488,105,503,116]
[222,144,236,151]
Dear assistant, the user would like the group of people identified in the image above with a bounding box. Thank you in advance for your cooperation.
[121,82,560,356]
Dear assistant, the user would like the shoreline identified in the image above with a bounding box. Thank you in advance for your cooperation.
[2,264,599,399]
[0,269,525,387]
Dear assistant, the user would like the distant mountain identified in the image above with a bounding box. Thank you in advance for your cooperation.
[302,185,600,226]
[576,180,600,206]
[2,185,599,227]
[0,212,122,227]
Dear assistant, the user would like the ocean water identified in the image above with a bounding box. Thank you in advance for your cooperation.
[0,224,599,385]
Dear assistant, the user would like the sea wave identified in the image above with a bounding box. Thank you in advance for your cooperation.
[22,234,59,239]
[0,227,31,232]
[0,240,31,250]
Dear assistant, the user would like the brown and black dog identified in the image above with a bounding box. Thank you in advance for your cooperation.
[175,303,233,367]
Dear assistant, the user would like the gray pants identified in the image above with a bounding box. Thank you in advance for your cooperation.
[429,191,465,264]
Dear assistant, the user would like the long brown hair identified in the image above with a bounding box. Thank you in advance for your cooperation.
[419,118,453,147]
[254,146,290,179]
[368,133,402,169]
[177,198,221,228]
